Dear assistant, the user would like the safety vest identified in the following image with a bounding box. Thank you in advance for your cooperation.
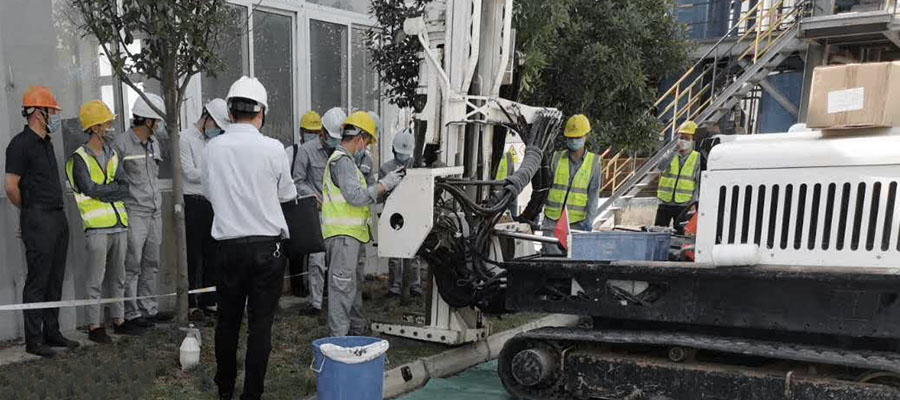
[544,150,598,223]
[657,150,700,204]
[65,146,129,230]
[322,149,371,243]
[495,151,514,180]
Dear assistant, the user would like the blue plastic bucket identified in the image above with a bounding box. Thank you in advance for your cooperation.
[311,336,387,400]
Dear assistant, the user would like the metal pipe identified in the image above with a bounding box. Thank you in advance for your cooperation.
[494,230,560,244]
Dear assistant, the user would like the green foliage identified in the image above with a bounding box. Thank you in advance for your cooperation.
[367,0,431,109]
[516,0,690,152]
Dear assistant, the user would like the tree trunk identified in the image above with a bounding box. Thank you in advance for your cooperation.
[162,56,191,325]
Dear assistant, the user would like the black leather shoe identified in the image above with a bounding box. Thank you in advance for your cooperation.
[25,345,55,359]
[298,304,321,317]
[189,309,207,323]
[45,335,80,349]
[88,328,113,344]
[113,322,145,335]
[147,312,174,323]
[126,317,154,329]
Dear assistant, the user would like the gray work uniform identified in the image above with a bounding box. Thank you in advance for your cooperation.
[70,143,130,325]
[380,157,421,295]
[326,146,380,337]
[541,149,603,255]
[355,149,376,292]
[291,138,332,310]
[112,128,163,320]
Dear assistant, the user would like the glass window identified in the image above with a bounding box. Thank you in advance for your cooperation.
[310,20,348,114]
[253,11,294,146]
[0,0,118,174]
[351,26,380,114]
[202,5,248,104]
[306,0,372,15]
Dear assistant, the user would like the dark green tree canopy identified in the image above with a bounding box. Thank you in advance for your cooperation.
[516,0,690,152]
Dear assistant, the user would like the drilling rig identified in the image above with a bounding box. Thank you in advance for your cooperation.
[376,0,900,398]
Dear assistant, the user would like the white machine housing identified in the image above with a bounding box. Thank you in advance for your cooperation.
[696,127,900,268]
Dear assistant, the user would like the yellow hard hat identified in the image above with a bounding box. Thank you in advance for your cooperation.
[301,111,322,131]
[342,111,378,143]
[678,120,698,136]
[564,114,591,138]
[79,100,116,131]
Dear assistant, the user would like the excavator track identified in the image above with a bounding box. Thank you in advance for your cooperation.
[498,327,900,400]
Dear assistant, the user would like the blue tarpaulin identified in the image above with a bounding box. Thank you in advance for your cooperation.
[399,360,513,400]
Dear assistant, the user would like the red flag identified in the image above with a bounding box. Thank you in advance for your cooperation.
[555,207,570,250]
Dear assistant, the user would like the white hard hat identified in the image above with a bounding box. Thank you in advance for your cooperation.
[392,129,414,155]
[226,76,268,114]
[204,98,230,130]
[787,123,807,133]
[322,107,346,140]
[132,93,165,120]
[367,111,381,135]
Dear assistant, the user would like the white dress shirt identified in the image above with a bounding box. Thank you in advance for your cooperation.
[180,125,206,196]
[203,123,298,240]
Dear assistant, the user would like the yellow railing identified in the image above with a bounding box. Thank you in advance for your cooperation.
[599,0,808,195]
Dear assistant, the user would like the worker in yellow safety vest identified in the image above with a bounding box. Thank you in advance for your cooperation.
[322,111,405,337]
[494,145,518,217]
[66,100,142,343]
[655,120,702,234]
[541,114,603,255]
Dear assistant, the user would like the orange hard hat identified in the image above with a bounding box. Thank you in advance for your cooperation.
[23,86,61,110]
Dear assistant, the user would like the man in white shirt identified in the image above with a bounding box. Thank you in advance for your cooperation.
[180,98,229,322]
[203,77,297,400]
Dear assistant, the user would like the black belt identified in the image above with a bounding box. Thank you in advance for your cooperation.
[218,236,281,245]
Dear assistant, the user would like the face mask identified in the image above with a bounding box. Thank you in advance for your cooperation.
[303,133,319,144]
[678,139,693,152]
[567,138,585,151]
[325,136,341,149]
[205,127,223,139]
[354,149,365,164]
[150,120,166,136]
[46,113,61,133]
[396,153,411,163]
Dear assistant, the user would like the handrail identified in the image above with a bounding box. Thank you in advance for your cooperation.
[596,0,811,221]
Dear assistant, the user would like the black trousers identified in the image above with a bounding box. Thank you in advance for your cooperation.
[214,237,286,400]
[20,208,69,348]
[287,254,308,297]
[655,203,688,235]
[185,195,216,309]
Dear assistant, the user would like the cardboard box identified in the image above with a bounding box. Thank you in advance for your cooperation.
[806,62,900,129]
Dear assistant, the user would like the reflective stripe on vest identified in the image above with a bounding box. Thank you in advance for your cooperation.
[544,150,597,223]
[65,146,129,230]
[657,150,700,204]
[321,149,371,243]
[495,151,514,180]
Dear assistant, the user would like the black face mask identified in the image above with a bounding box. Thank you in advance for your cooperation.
[260,113,266,129]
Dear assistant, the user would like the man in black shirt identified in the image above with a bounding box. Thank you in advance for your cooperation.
[4,86,78,358]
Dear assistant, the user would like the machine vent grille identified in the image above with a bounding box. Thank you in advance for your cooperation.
[714,180,900,253]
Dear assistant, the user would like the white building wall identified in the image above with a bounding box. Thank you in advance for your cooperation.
[0,0,399,341]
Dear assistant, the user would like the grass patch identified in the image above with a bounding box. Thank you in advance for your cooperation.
[0,280,542,399]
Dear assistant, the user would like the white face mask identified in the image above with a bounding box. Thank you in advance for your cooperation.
[678,139,693,152]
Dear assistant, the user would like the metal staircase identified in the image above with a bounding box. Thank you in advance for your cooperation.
[594,0,810,228]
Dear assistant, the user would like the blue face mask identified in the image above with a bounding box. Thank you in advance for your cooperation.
[354,150,365,164]
[567,138,585,151]
[325,136,341,149]
[396,153,411,163]
[204,127,223,139]
[46,113,61,133]
[303,133,319,144]
[152,120,166,136]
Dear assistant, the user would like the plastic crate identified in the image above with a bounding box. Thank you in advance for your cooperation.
[570,231,671,261]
